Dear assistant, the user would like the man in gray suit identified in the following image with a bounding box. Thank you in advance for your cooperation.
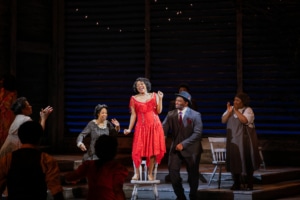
[162,91,203,200]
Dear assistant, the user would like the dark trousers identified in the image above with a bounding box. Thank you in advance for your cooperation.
[168,151,199,200]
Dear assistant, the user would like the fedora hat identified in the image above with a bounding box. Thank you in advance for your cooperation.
[175,91,192,106]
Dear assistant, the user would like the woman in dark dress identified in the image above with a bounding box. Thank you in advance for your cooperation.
[221,92,260,190]
[77,104,120,161]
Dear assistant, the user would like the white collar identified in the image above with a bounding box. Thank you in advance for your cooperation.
[178,107,188,115]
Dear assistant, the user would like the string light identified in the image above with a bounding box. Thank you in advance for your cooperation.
[74,1,197,32]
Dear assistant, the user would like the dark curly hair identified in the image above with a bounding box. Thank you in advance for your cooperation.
[132,77,151,93]
[178,82,190,92]
[18,121,43,145]
[11,97,27,115]
[235,92,250,107]
[93,104,108,119]
[94,135,118,168]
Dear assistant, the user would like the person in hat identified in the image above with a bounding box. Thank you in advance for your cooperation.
[168,83,198,111]
[165,82,206,184]
[162,91,203,200]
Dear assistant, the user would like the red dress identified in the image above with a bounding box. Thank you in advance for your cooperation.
[130,93,166,168]
[65,160,128,200]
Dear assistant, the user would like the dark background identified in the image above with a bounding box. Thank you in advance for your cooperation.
[0,0,299,165]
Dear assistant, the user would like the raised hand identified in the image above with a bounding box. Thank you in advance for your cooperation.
[226,102,233,113]
[40,106,53,120]
[157,90,164,99]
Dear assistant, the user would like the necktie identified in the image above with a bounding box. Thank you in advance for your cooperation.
[179,111,182,125]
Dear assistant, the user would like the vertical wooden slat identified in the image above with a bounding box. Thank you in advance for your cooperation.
[10,0,17,75]
[236,0,243,93]
[145,0,151,79]
[51,0,65,152]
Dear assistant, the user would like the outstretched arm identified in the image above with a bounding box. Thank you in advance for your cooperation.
[39,106,53,130]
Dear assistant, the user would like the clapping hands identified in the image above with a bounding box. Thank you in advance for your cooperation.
[40,106,53,120]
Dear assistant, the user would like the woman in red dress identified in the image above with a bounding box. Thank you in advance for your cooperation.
[124,77,166,181]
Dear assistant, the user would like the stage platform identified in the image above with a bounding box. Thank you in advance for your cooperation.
[50,154,300,200]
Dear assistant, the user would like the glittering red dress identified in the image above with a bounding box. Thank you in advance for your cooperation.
[130,93,166,168]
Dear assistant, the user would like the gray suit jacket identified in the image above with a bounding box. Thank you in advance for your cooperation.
[162,107,203,157]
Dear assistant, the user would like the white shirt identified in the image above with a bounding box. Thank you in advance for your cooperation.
[178,107,188,118]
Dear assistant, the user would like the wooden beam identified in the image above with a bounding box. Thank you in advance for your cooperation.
[50,0,65,152]
[10,0,17,75]
[236,0,243,93]
[16,41,50,54]
[145,0,151,79]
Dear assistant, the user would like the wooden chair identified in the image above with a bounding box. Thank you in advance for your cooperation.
[130,160,160,200]
[258,146,266,170]
[208,137,227,189]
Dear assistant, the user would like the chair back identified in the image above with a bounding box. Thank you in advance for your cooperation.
[131,160,160,184]
[208,137,227,165]
[130,159,160,200]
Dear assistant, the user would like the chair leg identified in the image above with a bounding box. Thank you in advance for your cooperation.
[131,184,138,200]
[259,147,266,170]
[208,165,218,186]
[218,165,222,189]
[153,184,159,200]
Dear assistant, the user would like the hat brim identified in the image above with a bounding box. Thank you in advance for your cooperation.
[175,93,192,106]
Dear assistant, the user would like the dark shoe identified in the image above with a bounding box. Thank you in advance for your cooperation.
[230,184,241,190]
[199,173,207,183]
[189,194,197,200]
[165,174,171,182]
[176,195,187,200]
[246,183,253,190]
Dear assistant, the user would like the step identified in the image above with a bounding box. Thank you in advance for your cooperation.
[52,155,300,200]
[56,176,300,200]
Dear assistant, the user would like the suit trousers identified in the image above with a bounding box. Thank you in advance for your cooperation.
[168,151,199,200]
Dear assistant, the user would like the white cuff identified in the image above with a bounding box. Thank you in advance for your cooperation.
[77,142,83,148]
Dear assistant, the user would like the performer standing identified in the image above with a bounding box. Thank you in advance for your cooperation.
[124,77,166,181]
[162,91,203,200]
